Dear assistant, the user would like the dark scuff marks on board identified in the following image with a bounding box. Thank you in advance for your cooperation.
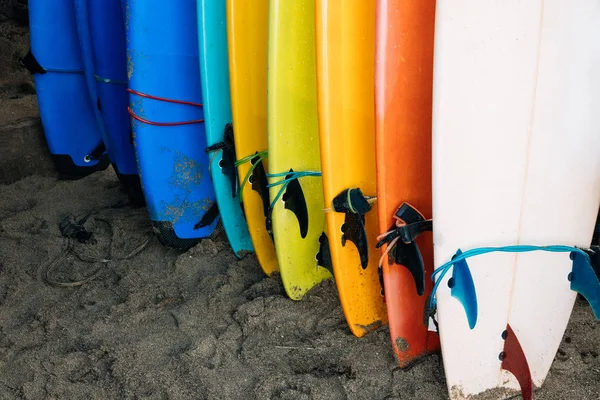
[395,336,410,354]
[354,319,383,335]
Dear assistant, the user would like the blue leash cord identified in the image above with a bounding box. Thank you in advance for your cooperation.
[429,245,590,311]
[235,151,268,203]
[266,171,322,211]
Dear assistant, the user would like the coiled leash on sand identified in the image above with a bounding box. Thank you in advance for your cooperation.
[41,207,152,288]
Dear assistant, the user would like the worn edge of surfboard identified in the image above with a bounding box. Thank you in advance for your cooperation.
[315,0,388,335]
[198,0,253,257]
[374,0,440,365]
[226,0,279,275]
[268,0,332,300]
[126,0,218,248]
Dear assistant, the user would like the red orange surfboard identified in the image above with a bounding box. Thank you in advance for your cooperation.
[374,0,440,366]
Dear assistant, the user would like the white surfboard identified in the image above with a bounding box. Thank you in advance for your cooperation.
[432,1,600,399]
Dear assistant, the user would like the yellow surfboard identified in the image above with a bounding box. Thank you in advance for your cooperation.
[227,0,278,275]
[315,0,388,336]
[268,0,332,300]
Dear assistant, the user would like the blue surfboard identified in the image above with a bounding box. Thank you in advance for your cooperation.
[25,0,109,178]
[125,0,218,249]
[74,0,143,204]
[198,0,253,257]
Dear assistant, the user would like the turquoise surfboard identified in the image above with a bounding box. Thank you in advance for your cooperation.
[198,0,253,257]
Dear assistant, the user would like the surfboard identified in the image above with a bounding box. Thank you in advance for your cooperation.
[432,1,600,399]
[227,0,279,274]
[126,0,218,249]
[268,0,332,300]
[198,0,253,258]
[315,0,387,336]
[374,0,440,366]
[25,0,109,179]
[77,0,144,205]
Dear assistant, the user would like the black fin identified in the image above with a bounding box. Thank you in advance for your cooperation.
[20,49,46,74]
[316,232,333,274]
[394,240,426,296]
[194,202,220,229]
[250,154,270,218]
[221,124,238,198]
[283,169,309,239]
[333,188,372,269]
[379,203,432,296]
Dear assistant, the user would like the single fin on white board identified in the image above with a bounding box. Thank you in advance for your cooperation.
[449,249,478,329]
[570,249,600,319]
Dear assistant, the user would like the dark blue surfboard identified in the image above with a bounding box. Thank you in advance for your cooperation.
[26,0,109,178]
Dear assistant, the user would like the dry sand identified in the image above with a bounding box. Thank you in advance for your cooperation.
[0,12,598,400]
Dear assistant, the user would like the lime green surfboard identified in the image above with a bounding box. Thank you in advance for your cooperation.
[267,0,332,300]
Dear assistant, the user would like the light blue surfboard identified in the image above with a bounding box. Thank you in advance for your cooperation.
[198,0,253,257]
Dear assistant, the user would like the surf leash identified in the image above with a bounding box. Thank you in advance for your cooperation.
[375,203,432,297]
[322,191,376,213]
[94,75,127,86]
[325,188,376,269]
[427,245,600,330]
[41,207,153,288]
[266,170,321,210]
[20,49,84,75]
[265,170,322,239]
[126,89,204,126]
[235,151,268,203]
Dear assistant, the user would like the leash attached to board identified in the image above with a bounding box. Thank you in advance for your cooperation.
[331,188,374,269]
[376,203,432,296]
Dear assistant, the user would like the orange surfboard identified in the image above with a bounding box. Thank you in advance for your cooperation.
[316,0,388,337]
[374,0,440,366]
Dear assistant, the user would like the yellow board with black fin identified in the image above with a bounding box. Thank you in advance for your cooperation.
[315,0,388,336]
[227,0,278,275]
[268,0,332,300]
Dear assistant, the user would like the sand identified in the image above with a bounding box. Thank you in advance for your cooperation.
[0,11,598,400]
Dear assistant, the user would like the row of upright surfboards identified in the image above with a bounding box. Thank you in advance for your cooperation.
[26,1,600,399]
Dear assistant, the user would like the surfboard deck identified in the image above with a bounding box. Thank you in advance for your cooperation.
[198,0,253,258]
[227,0,278,275]
[27,0,109,178]
[375,0,440,366]
[126,0,218,249]
[268,0,332,300]
[432,1,600,398]
[315,0,388,336]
